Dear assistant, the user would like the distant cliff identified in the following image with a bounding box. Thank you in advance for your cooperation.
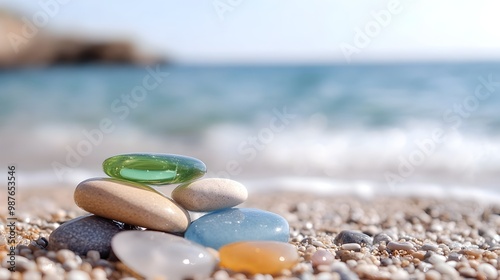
[0,10,166,69]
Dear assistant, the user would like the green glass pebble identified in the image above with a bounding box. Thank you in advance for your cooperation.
[103,154,206,185]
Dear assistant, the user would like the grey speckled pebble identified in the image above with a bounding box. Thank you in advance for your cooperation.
[172,178,248,212]
[447,252,462,261]
[48,215,124,258]
[373,232,393,244]
[420,243,439,251]
[333,230,372,246]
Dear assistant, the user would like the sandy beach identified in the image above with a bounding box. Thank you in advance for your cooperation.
[2,1,500,279]
[1,187,499,279]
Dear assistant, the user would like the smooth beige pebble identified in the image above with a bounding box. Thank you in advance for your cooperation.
[74,178,190,233]
[172,178,248,212]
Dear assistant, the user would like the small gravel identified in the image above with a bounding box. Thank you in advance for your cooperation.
[386,241,415,252]
[426,252,447,264]
[310,250,335,267]
[434,263,460,278]
[333,230,372,246]
[477,263,498,280]
[340,243,361,251]
[420,243,439,251]
[372,232,393,244]
[1,188,499,279]
[0,268,11,280]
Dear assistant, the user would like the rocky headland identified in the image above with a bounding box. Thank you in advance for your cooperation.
[0,10,166,69]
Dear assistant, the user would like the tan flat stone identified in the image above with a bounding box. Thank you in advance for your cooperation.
[74,178,190,233]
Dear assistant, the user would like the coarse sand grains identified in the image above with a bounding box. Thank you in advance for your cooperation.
[1,187,499,279]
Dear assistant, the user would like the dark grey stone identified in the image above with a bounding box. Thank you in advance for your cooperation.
[333,230,372,246]
[336,269,360,280]
[447,252,462,261]
[331,262,360,280]
[373,232,393,244]
[48,215,124,258]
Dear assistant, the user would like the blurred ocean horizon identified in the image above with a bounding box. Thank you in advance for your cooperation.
[1,62,500,199]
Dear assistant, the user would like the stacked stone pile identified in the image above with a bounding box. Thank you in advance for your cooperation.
[48,153,297,279]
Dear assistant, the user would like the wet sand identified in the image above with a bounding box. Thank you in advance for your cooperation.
[1,187,499,279]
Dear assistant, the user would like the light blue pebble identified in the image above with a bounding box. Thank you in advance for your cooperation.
[184,208,289,249]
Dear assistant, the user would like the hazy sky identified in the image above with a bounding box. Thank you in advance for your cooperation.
[2,0,500,63]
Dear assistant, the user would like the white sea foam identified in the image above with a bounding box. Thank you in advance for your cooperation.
[15,169,500,203]
[8,122,500,203]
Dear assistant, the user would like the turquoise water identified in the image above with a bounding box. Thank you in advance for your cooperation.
[2,63,500,134]
[1,63,500,197]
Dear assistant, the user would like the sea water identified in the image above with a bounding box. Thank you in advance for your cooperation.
[1,63,499,200]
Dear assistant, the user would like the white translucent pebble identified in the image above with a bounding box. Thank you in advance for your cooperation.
[391,269,409,280]
[65,270,91,280]
[341,243,361,251]
[477,263,498,280]
[90,268,107,280]
[22,271,41,280]
[0,268,11,280]
[434,263,459,278]
[111,231,217,280]
[426,253,446,264]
